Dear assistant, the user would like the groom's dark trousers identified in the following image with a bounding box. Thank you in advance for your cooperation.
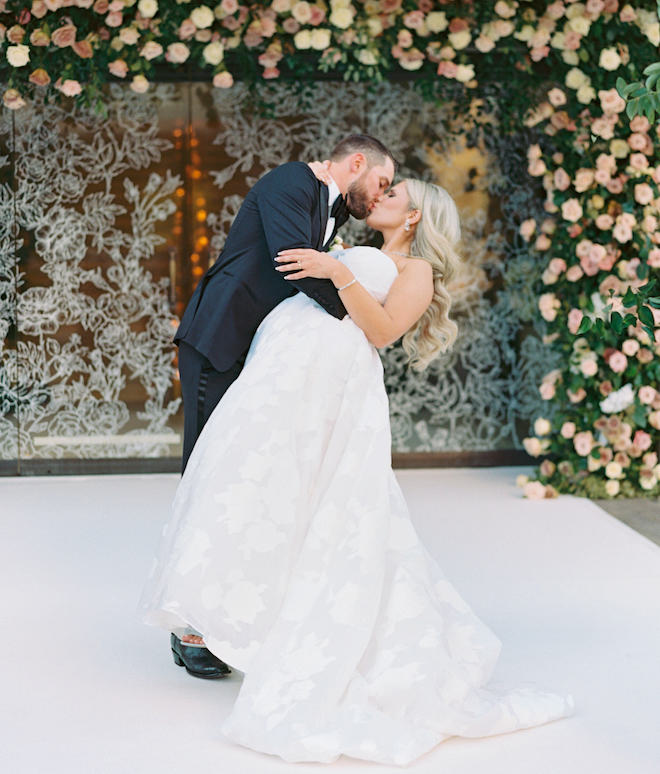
[175,162,349,472]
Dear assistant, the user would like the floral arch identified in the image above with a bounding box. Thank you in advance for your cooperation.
[1,0,659,496]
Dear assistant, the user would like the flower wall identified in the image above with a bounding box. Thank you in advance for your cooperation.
[1,0,659,496]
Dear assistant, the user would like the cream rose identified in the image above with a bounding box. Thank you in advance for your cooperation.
[426,11,448,33]
[605,479,620,496]
[294,29,311,49]
[534,417,552,436]
[7,44,29,67]
[599,47,621,71]
[190,5,214,28]
[137,0,157,18]
[523,437,543,456]
[357,49,377,65]
[561,422,577,439]
[292,1,312,23]
[565,67,588,89]
[213,71,234,88]
[310,28,331,50]
[562,198,583,222]
[203,41,224,64]
[576,84,596,104]
[140,40,163,60]
[329,6,353,29]
[455,64,475,83]
[449,29,471,50]
[130,74,149,93]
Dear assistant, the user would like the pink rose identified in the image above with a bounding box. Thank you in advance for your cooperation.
[628,132,648,151]
[613,220,633,243]
[629,153,649,170]
[166,42,190,63]
[608,350,628,373]
[631,115,650,132]
[580,358,598,376]
[548,87,567,106]
[633,430,652,451]
[437,61,458,79]
[108,58,128,77]
[620,4,636,21]
[73,39,93,58]
[568,309,584,336]
[51,23,77,47]
[523,481,548,499]
[548,257,566,274]
[561,421,576,439]
[648,248,660,268]
[586,0,605,14]
[574,431,594,456]
[568,388,587,403]
[282,18,299,33]
[105,11,122,27]
[554,168,571,190]
[179,19,196,39]
[634,183,654,205]
[606,177,624,195]
[403,10,424,29]
[566,265,584,282]
[57,78,82,96]
[540,381,556,399]
[31,1,49,18]
[596,214,614,230]
[574,168,595,192]
[562,198,583,222]
[221,0,238,12]
[599,88,625,114]
[213,71,234,88]
[639,386,657,404]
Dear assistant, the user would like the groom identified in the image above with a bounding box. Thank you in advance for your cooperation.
[171,134,396,678]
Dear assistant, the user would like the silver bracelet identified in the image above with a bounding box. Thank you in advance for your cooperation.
[337,278,357,292]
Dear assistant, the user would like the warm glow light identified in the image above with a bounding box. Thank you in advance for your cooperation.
[195,197,206,207]
[191,169,202,179]
[192,266,203,277]
[173,129,183,137]
[190,253,200,264]
[176,187,185,197]
[190,138,199,147]
[196,210,207,222]
[173,226,182,235]
[196,236,209,248]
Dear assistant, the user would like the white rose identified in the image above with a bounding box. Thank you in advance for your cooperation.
[534,417,552,436]
[565,67,588,89]
[310,28,331,50]
[605,479,620,496]
[599,383,635,413]
[293,29,311,49]
[576,84,596,104]
[137,0,158,18]
[455,64,475,83]
[271,0,292,11]
[329,7,354,29]
[190,5,214,28]
[356,49,377,65]
[292,1,312,24]
[599,47,621,71]
[120,27,140,45]
[7,45,30,67]
[449,29,471,50]
[426,11,448,33]
[203,40,224,64]
[562,51,579,65]
[551,32,566,49]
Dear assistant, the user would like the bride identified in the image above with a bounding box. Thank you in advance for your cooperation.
[140,174,573,765]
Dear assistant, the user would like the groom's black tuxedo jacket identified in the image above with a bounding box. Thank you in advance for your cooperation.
[175,162,349,372]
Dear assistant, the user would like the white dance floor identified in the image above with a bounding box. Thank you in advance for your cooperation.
[2,468,660,773]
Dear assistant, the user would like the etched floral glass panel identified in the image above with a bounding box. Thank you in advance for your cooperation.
[0,81,553,466]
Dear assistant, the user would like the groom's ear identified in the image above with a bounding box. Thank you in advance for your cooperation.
[348,152,367,175]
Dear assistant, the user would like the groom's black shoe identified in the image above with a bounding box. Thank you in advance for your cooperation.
[170,633,231,679]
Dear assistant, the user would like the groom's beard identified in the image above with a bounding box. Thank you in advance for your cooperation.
[346,175,372,220]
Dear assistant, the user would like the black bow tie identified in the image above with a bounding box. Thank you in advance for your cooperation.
[330,194,349,221]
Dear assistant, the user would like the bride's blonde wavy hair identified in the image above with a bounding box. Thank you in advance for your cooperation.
[401,179,462,371]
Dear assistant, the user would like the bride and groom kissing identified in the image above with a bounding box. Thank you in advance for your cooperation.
[140,134,573,765]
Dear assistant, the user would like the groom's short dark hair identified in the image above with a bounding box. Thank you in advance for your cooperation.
[330,134,397,170]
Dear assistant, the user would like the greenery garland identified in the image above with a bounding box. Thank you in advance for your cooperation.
[1,0,659,497]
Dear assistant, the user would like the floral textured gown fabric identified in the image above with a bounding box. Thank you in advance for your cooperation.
[140,247,574,765]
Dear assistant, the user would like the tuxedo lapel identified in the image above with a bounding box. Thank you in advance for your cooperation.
[318,183,329,250]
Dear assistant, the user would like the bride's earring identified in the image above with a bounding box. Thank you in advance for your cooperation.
[404,218,411,232]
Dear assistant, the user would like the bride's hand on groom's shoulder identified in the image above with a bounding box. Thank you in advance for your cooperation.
[308,160,331,185]
[276,248,350,288]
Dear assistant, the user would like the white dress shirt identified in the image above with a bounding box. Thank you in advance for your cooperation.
[323,176,341,246]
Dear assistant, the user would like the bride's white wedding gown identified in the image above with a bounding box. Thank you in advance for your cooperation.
[140,246,573,765]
